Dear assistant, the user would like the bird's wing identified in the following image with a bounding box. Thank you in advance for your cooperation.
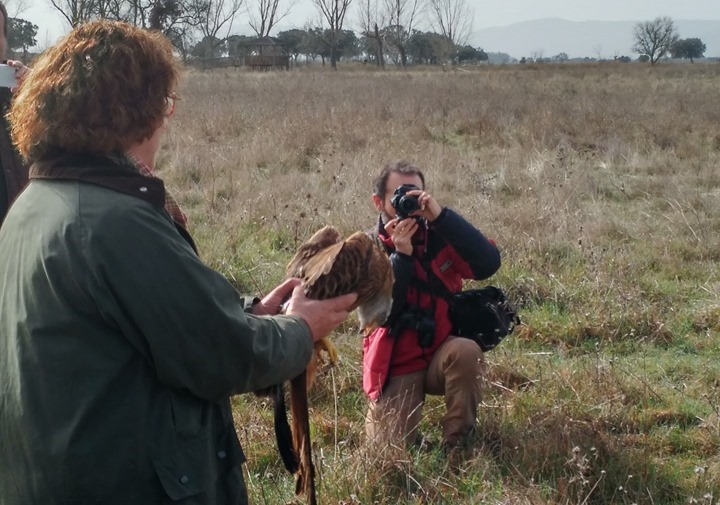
[298,240,347,291]
[286,225,341,278]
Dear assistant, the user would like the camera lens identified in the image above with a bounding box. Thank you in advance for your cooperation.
[398,195,420,214]
[391,184,421,219]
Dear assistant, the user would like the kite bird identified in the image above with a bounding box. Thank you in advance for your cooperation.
[276,225,393,505]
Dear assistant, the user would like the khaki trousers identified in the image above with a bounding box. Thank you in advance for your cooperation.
[365,337,485,448]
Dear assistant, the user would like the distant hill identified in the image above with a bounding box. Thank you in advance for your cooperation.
[471,18,720,60]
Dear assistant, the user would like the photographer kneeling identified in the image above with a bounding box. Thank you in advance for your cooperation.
[364,160,501,452]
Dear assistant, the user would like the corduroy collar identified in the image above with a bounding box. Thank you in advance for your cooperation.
[29,151,166,208]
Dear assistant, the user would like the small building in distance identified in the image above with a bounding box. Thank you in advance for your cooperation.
[235,36,290,70]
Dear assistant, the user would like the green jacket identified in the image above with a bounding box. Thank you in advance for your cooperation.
[0,153,312,504]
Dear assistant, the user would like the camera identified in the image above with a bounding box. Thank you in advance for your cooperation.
[414,314,436,348]
[391,307,436,348]
[390,184,421,220]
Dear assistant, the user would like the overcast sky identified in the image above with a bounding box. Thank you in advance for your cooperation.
[21,0,720,50]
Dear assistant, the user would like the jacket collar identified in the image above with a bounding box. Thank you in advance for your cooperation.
[29,152,166,208]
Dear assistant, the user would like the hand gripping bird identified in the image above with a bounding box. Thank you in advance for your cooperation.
[274,225,393,505]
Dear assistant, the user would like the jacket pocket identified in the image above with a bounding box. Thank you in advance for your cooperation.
[151,424,247,503]
[152,433,212,502]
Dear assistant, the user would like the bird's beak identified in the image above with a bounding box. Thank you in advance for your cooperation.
[361,322,379,338]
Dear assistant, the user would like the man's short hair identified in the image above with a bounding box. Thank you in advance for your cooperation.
[10,20,178,162]
[373,160,426,198]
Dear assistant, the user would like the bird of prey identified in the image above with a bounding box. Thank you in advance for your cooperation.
[276,225,393,505]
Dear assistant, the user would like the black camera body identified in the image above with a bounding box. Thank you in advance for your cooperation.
[390,184,421,220]
[391,307,436,348]
[414,314,436,348]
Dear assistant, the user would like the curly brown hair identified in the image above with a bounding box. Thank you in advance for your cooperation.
[10,20,178,162]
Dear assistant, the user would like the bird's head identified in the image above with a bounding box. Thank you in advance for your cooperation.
[357,268,394,337]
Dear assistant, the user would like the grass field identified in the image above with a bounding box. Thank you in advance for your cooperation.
[161,62,720,504]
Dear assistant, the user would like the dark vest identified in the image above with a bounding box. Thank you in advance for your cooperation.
[0,87,28,222]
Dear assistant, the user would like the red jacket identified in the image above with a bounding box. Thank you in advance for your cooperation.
[362,208,501,401]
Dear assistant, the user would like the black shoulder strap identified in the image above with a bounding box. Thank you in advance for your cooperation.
[413,255,454,302]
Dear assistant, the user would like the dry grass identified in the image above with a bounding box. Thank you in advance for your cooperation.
[161,62,720,504]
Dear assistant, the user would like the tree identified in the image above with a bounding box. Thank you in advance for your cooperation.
[384,0,422,66]
[455,44,486,64]
[671,37,706,63]
[301,27,328,63]
[190,34,224,58]
[632,16,678,66]
[357,0,386,68]
[47,0,179,30]
[427,0,471,50]
[149,0,184,30]
[7,17,37,59]
[312,0,353,69]
[406,30,452,64]
[248,0,292,38]
[4,0,31,17]
[225,33,252,56]
[276,29,305,62]
[187,0,244,58]
[48,0,100,27]
[486,51,513,64]
[166,25,193,60]
[336,28,360,60]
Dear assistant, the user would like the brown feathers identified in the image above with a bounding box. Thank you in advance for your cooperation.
[283,225,393,505]
[287,225,394,337]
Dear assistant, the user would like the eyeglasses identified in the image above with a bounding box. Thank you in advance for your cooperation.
[165,93,179,116]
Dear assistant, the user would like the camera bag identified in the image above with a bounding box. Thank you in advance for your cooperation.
[417,264,520,352]
[450,286,520,352]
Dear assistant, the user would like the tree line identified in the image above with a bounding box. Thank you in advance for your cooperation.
[16,0,482,69]
[198,28,486,66]
[7,5,709,68]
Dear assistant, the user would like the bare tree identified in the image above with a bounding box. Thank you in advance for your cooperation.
[91,0,144,23]
[248,0,293,37]
[530,49,543,63]
[4,0,31,17]
[188,0,244,57]
[593,44,603,61]
[427,0,470,48]
[633,16,679,65]
[313,0,352,69]
[114,0,153,25]
[357,0,385,67]
[384,0,422,66]
[47,0,152,27]
[47,0,100,27]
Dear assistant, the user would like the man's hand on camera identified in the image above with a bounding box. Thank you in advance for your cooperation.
[406,189,442,222]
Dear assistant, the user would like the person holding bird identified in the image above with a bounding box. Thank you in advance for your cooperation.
[0,20,356,504]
